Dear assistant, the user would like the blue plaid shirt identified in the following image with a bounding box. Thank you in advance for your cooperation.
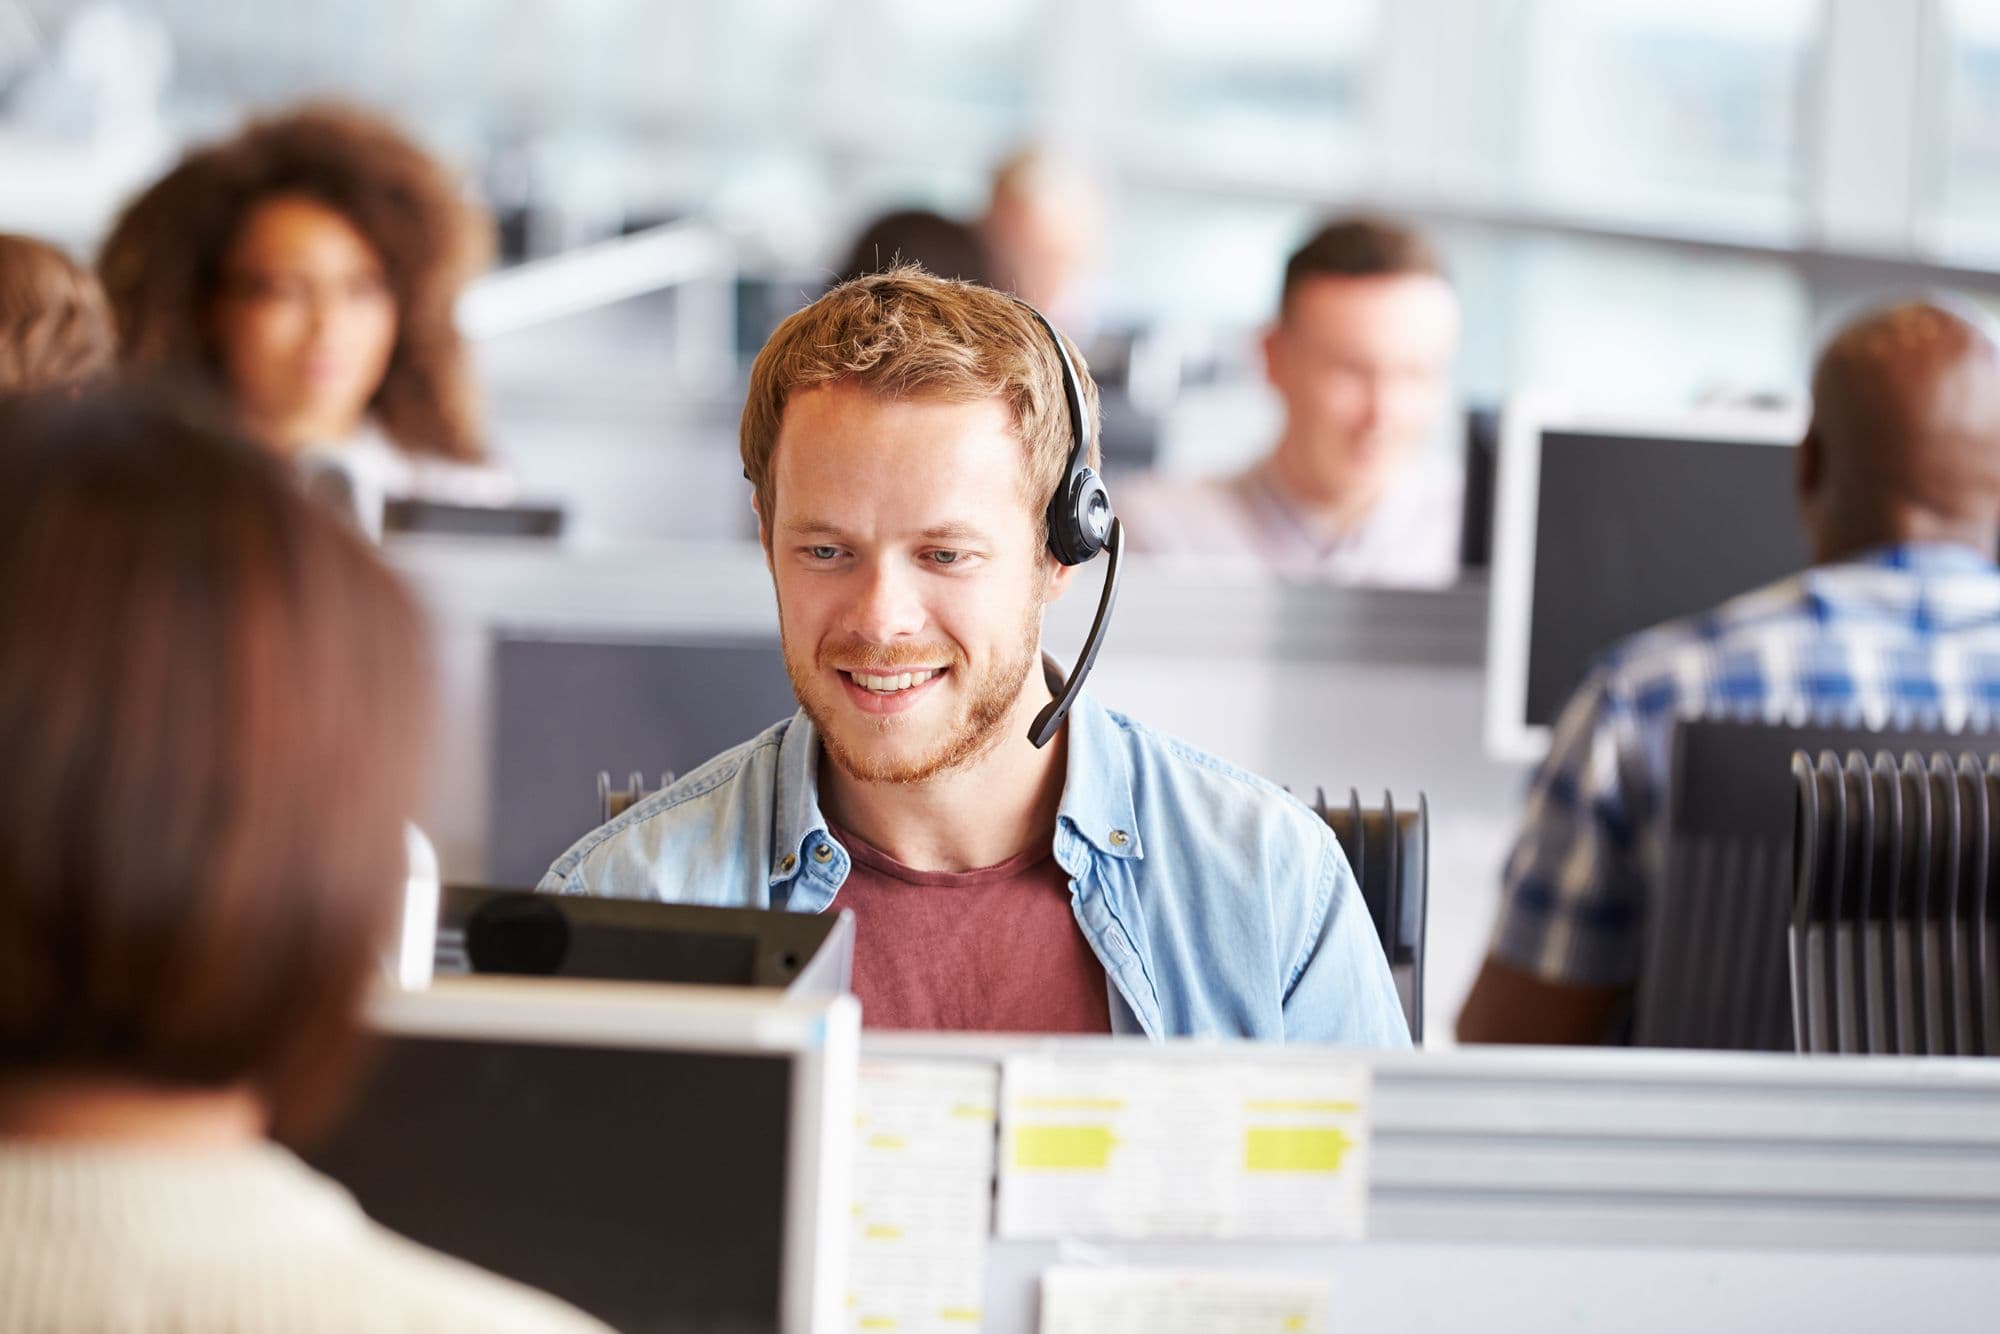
[1494,542,2000,988]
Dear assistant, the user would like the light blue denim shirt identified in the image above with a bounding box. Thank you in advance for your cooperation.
[538,692,1409,1047]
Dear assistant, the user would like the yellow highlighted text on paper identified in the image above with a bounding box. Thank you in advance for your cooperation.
[939,1308,982,1323]
[858,1318,898,1330]
[1015,1095,1126,1112]
[863,1223,904,1240]
[1244,1126,1356,1174]
[1013,1124,1120,1170]
[867,1134,907,1151]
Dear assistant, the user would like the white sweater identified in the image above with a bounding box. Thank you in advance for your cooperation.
[0,1140,611,1334]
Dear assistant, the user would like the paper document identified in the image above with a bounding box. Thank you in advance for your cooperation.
[997,1054,1369,1240]
[848,1059,999,1333]
[1039,1266,1332,1334]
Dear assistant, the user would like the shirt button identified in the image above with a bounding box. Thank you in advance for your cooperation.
[779,853,798,873]
[813,843,834,864]
[1109,829,1130,848]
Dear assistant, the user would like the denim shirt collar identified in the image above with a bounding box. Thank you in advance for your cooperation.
[764,688,1141,911]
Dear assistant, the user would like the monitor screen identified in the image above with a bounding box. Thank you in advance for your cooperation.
[309,1034,793,1334]
[1487,409,1808,760]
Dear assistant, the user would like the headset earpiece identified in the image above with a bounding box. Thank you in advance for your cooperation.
[1049,465,1112,566]
[1017,299,1122,747]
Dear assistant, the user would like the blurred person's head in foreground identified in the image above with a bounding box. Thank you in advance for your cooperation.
[837,209,992,289]
[98,103,493,463]
[1264,216,1459,526]
[1800,299,2000,564]
[0,388,431,1146]
[981,147,1103,325]
[0,233,114,397]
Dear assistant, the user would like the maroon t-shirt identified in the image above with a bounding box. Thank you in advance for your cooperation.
[827,823,1113,1034]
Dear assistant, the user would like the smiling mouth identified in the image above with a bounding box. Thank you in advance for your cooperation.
[839,667,945,695]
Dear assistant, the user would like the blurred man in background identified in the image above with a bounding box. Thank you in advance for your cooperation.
[1118,217,1463,587]
[980,147,1105,337]
[1459,301,2000,1045]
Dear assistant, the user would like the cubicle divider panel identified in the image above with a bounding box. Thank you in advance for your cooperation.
[854,1036,2000,1334]
[489,632,798,886]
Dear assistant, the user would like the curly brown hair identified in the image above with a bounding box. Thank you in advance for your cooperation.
[0,233,114,395]
[99,103,494,462]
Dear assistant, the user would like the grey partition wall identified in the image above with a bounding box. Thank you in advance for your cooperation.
[489,633,798,886]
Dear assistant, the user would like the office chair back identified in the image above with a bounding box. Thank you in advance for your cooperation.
[1641,717,1982,1051]
[597,770,674,823]
[1791,748,2000,1056]
[1313,789,1429,1042]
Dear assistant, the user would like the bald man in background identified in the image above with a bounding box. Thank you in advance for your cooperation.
[1460,300,2000,1045]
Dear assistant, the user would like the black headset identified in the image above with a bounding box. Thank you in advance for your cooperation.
[1018,301,1123,749]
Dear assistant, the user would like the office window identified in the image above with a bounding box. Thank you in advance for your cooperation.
[1934,1,2000,264]
[1511,0,1819,240]
[1117,0,1378,189]
[1484,233,1810,410]
[1108,187,1314,328]
[851,0,1039,150]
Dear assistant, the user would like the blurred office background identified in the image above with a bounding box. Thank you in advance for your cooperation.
[9,0,2000,518]
[7,0,2000,1036]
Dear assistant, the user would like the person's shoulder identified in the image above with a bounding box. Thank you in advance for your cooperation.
[1097,705,1331,852]
[350,1222,613,1333]
[1397,450,1465,508]
[538,717,795,894]
[1115,466,1263,557]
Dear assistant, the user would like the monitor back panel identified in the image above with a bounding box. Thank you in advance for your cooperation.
[490,635,799,886]
[1525,430,1808,728]
[310,1035,791,1333]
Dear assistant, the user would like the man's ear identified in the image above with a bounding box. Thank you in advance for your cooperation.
[1041,553,1079,604]
[753,495,773,570]
[1261,322,1288,392]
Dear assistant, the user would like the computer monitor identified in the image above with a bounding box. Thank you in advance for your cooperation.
[309,977,857,1334]
[1485,403,1809,762]
[1458,404,1500,571]
[434,885,854,998]
[383,497,566,538]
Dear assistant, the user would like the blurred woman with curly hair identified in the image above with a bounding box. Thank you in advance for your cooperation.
[99,103,511,531]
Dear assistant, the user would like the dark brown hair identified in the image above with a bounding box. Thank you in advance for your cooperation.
[0,388,433,1140]
[98,102,494,462]
[0,233,113,394]
[1281,215,1447,319]
[838,210,992,288]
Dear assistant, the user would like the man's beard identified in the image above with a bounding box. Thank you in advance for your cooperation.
[783,605,1044,786]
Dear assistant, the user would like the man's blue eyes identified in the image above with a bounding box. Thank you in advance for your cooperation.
[809,546,840,560]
